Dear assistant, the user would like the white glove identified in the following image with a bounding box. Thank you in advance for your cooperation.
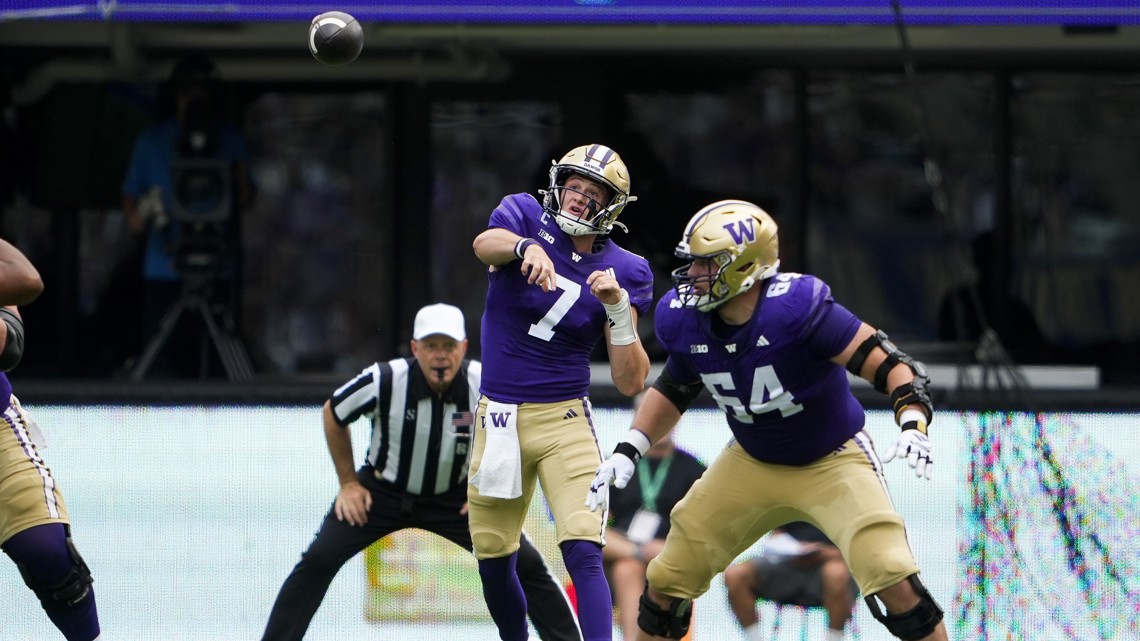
[883,411,933,480]
[585,451,637,513]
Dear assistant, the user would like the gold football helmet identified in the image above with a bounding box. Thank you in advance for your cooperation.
[672,200,780,311]
[541,144,635,236]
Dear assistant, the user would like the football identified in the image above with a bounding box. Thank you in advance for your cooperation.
[308,11,363,66]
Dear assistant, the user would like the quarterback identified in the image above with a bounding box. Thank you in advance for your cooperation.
[470,144,653,641]
[587,200,949,641]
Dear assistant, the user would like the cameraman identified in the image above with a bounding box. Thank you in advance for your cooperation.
[121,54,253,377]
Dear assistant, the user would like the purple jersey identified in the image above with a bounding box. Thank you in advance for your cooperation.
[0,372,10,408]
[656,272,865,465]
[479,193,653,403]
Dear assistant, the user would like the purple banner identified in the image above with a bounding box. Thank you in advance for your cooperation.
[2,1,1136,25]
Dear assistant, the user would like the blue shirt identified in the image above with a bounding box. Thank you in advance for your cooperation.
[121,119,248,281]
[478,193,653,404]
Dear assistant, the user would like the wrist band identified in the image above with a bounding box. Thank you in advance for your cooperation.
[603,290,637,346]
[514,237,537,259]
[613,428,652,464]
[897,408,929,433]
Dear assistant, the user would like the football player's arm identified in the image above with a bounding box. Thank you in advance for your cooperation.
[323,400,371,526]
[586,364,699,512]
[834,322,935,479]
[834,324,916,398]
[0,239,43,306]
[834,322,931,420]
[473,227,555,292]
[603,313,650,396]
[630,386,686,445]
[588,269,649,396]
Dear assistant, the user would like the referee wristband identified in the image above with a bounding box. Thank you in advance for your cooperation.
[514,237,538,260]
[603,290,637,346]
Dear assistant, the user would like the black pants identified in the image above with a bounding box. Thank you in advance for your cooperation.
[262,468,580,641]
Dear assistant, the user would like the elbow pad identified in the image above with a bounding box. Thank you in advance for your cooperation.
[0,308,25,371]
[651,366,705,414]
[847,330,933,422]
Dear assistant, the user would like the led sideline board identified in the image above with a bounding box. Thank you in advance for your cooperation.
[2,0,1137,25]
[0,405,1135,640]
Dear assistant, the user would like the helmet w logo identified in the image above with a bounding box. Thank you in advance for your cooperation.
[723,219,757,245]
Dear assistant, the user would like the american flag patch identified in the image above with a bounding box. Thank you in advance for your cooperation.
[451,411,474,437]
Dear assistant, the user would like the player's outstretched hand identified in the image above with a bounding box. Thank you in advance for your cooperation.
[334,481,373,526]
[883,426,933,480]
[519,243,557,292]
[585,451,637,512]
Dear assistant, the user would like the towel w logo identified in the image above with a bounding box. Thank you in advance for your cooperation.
[483,412,512,428]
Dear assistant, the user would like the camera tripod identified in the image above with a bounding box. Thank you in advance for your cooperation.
[130,271,254,382]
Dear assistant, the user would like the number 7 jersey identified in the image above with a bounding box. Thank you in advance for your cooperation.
[478,193,654,404]
[656,272,866,465]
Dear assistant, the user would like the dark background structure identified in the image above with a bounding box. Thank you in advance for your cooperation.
[2,4,1139,408]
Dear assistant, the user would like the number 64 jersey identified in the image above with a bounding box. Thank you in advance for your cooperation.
[656,272,866,466]
[479,193,654,404]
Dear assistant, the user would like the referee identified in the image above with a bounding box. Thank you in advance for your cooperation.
[262,303,581,641]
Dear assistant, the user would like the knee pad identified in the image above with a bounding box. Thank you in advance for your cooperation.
[865,575,943,640]
[637,584,692,639]
[471,531,513,559]
[563,509,602,540]
[16,537,94,608]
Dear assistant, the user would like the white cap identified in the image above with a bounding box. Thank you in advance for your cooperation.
[413,303,466,341]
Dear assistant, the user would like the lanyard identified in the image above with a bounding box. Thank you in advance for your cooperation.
[637,454,673,513]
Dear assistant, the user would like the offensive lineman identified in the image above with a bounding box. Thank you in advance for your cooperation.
[469,144,653,641]
[586,200,949,641]
[0,238,101,641]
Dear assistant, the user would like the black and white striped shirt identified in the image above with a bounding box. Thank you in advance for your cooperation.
[329,357,481,496]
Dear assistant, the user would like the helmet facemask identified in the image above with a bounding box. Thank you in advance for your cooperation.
[540,144,635,236]
[671,247,750,312]
[670,200,780,311]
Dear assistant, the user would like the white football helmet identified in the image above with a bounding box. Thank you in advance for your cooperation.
[672,200,780,311]
[541,144,635,236]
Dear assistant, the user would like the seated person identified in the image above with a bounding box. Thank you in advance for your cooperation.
[724,521,858,641]
[602,429,705,640]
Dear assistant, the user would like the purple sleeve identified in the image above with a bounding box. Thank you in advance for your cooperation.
[625,258,654,317]
[487,194,532,236]
[801,294,862,359]
[654,295,701,384]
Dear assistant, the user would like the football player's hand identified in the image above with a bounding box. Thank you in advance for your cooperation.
[586,269,622,306]
[883,422,933,480]
[334,481,372,526]
[585,452,637,512]
[519,243,557,292]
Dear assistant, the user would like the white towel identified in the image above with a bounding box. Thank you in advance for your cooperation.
[470,401,523,499]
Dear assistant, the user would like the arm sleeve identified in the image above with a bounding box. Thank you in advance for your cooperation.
[487,194,534,236]
[795,277,861,359]
[626,258,655,318]
[328,363,382,426]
